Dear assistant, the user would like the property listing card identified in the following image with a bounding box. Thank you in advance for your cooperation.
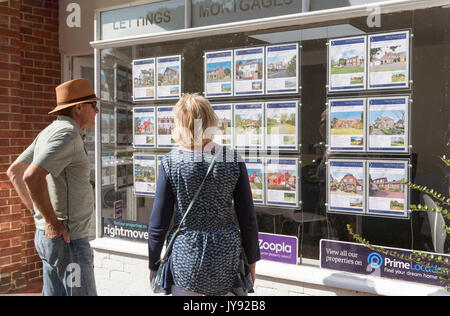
[328,36,367,92]
[368,96,409,153]
[212,104,233,147]
[116,109,132,146]
[204,50,233,98]
[327,160,365,214]
[133,107,156,148]
[101,108,114,144]
[234,47,264,96]
[234,103,264,150]
[245,158,265,205]
[266,43,299,95]
[266,159,299,207]
[368,160,409,218]
[132,58,156,101]
[102,152,116,187]
[328,98,366,152]
[157,106,177,148]
[133,155,157,196]
[265,101,298,151]
[115,65,132,103]
[157,55,182,99]
[368,31,410,90]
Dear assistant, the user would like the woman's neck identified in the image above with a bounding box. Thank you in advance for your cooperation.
[180,140,219,152]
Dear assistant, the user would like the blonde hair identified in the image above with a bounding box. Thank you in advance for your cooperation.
[172,93,218,147]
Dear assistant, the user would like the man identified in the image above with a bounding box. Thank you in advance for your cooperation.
[7,78,100,296]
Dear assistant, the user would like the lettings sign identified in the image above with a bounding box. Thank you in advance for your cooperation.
[100,0,302,40]
[100,0,185,40]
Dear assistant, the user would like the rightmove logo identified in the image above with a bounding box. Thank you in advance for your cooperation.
[368,252,383,269]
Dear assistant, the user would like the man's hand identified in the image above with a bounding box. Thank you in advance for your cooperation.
[45,220,70,243]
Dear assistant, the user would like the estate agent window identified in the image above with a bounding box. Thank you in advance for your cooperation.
[98,5,449,267]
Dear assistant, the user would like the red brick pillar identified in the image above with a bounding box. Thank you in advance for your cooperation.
[0,0,60,293]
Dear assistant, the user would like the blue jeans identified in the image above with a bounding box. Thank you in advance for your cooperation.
[34,229,97,296]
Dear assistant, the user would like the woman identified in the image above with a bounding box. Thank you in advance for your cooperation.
[148,93,260,296]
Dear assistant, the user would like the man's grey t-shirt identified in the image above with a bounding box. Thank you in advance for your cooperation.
[18,116,94,240]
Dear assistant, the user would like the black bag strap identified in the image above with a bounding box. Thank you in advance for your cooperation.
[158,147,223,264]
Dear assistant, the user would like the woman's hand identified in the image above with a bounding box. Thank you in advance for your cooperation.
[249,263,256,284]
[149,270,154,290]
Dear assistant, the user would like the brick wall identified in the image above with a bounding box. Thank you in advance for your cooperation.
[0,0,60,293]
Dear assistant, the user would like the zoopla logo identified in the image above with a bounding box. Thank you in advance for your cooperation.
[368,252,383,269]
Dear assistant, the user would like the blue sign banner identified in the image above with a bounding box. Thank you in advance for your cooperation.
[320,239,449,288]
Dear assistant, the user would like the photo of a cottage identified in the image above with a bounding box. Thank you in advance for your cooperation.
[206,62,231,82]
[235,59,263,81]
[234,112,262,136]
[134,68,155,88]
[158,66,179,86]
[369,109,405,136]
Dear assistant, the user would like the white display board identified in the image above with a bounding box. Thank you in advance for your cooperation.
[233,103,264,150]
[327,159,366,214]
[368,96,410,153]
[328,98,366,152]
[368,30,411,90]
[265,101,299,151]
[234,47,265,96]
[204,50,233,98]
[266,43,300,95]
[266,158,299,208]
[133,155,157,196]
[132,58,156,101]
[211,104,233,147]
[157,55,182,100]
[368,160,409,218]
[328,36,367,92]
[133,107,156,149]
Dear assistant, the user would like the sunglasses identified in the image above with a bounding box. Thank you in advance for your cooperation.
[83,102,97,110]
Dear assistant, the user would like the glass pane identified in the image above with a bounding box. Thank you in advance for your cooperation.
[98,6,450,258]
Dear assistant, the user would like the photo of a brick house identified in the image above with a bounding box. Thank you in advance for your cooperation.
[339,174,363,194]
[267,171,296,191]
[369,175,406,198]
[207,66,225,80]
[330,110,364,136]
[329,171,364,195]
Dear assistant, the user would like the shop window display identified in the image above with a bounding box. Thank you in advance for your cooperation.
[99,6,449,264]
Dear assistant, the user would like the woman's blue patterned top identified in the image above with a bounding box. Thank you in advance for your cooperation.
[148,147,260,296]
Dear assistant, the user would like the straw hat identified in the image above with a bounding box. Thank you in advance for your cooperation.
[49,78,102,114]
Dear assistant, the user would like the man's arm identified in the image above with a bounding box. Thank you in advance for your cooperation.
[22,163,70,243]
[7,160,34,211]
